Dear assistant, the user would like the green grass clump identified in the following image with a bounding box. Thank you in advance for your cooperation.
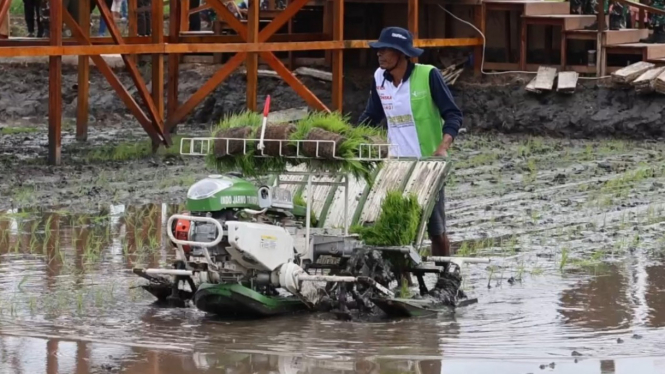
[83,136,183,162]
[206,111,386,183]
[290,111,385,183]
[1,127,39,135]
[351,190,422,246]
[205,111,287,178]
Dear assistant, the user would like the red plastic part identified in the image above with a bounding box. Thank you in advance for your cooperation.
[263,95,271,117]
[173,213,191,253]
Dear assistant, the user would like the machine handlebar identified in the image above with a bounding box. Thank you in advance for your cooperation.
[166,214,225,248]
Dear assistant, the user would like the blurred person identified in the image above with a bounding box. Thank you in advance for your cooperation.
[23,0,43,37]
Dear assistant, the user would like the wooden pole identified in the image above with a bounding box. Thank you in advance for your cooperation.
[247,0,260,111]
[167,0,181,132]
[332,0,344,111]
[129,0,138,64]
[0,0,10,33]
[597,0,606,77]
[323,0,332,68]
[408,0,419,63]
[0,0,9,39]
[180,0,190,32]
[48,0,63,165]
[77,0,91,141]
[152,0,165,147]
[474,3,486,76]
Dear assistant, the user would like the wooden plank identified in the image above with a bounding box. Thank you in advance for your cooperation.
[611,61,655,84]
[332,0,344,111]
[523,1,569,15]
[247,0,260,112]
[633,67,665,93]
[556,71,578,93]
[152,0,165,143]
[533,66,557,91]
[654,69,665,94]
[48,0,63,166]
[525,75,540,93]
[77,0,91,142]
[294,67,332,81]
[0,38,484,57]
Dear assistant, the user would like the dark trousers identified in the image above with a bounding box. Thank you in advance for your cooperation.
[90,0,114,14]
[23,0,43,36]
[137,0,152,36]
[189,0,201,31]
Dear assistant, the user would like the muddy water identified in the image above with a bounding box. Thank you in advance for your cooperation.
[2,134,665,373]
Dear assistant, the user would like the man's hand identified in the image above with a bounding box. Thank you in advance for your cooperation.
[433,134,453,157]
[433,147,447,157]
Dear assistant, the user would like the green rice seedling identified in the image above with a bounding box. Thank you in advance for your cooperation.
[350,190,422,247]
[559,245,570,271]
[205,111,283,178]
[486,265,496,288]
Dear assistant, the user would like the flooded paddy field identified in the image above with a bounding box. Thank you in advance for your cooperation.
[2,119,665,374]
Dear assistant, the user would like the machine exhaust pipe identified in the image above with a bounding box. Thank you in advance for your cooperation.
[144,269,194,276]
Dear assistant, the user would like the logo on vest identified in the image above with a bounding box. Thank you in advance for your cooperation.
[411,90,427,100]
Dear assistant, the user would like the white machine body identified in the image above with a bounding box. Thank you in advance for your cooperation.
[225,221,295,272]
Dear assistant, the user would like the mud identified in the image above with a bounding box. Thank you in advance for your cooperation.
[3,60,665,373]
[2,127,665,373]
[2,63,665,141]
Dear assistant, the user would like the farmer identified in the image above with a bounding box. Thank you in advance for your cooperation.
[358,26,463,260]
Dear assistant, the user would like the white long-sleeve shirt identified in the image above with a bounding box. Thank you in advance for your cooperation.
[111,0,123,13]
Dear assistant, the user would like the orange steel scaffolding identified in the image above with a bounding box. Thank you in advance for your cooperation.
[0,0,484,166]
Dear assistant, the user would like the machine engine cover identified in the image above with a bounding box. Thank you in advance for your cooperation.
[225,221,294,271]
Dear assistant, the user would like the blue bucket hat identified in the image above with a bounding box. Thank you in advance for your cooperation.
[369,26,423,58]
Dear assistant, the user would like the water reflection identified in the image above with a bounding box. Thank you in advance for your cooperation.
[1,204,665,374]
[2,338,665,374]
